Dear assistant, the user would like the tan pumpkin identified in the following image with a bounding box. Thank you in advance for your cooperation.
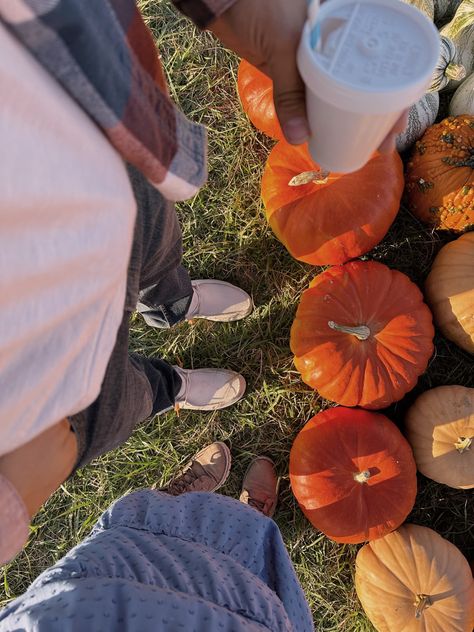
[356,524,474,632]
[405,385,474,489]
[425,232,474,353]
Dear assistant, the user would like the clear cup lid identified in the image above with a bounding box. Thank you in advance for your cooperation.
[311,1,437,90]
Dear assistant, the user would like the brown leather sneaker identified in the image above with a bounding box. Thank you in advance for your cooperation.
[166,442,231,496]
[239,457,279,517]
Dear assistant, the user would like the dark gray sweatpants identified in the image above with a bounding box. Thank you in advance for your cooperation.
[70,166,193,469]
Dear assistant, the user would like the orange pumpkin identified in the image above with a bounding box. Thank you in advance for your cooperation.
[355,524,474,632]
[425,232,474,354]
[290,261,435,409]
[405,385,474,489]
[289,407,417,544]
[237,59,283,140]
[406,116,474,232]
[261,141,404,265]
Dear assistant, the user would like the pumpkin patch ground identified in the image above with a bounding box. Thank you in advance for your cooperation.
[3,5,473,632]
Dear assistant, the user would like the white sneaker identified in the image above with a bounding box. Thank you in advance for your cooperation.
[174,367,246,411]
[186,280,253,322]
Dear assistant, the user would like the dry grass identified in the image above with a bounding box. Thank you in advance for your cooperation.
[1,2,473,630]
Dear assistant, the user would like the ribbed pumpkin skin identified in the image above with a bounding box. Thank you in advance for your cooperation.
[290,261,435,409]
[435,0,462,20]
[237,60,283,140]
[429,36,466,93]
[289,408,417,544]
[406,116,474,232]
[401,0,435,19]
[397,93,439,153]
[262,142,404,265]
[450,73,474,116]
[405,385,474,489]
[355,524,474,632]
[440,0,474,91]
[425,232,474,353]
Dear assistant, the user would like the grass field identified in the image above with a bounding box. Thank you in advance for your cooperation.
[2,2,473,630]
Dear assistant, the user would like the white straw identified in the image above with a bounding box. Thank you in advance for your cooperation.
[307,0,320,48]
[307,0,320,31]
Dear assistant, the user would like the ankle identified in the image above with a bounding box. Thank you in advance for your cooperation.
[173,366,187,402]
[184,287,199,320]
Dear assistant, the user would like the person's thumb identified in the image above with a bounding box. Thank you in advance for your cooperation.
[271,54,309,145]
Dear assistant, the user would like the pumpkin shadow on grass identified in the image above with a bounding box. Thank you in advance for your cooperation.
[406,475,474,560]
[377,206,474,424]
[367,204,452,283]
[384,333,474,426]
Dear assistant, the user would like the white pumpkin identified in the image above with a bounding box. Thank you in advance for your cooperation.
[449,72,474,114]
[429,36,466,91]
[441,0,474,90]
[396,92,439,152]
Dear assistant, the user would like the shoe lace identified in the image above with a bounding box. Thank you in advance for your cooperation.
[247,496,274,517]
[167,461,215,496]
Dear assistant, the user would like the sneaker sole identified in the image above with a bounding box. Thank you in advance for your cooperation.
[189,302,253,322]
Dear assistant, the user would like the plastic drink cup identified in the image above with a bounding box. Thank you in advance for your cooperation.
[298,0,441,173]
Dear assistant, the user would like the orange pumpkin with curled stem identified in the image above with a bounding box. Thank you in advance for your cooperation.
[290,260,435,409]
[289,407,417,544]
[261,141,404,265]
[355,524,474,632]
[237,59,283,140]
[406,115,474,232]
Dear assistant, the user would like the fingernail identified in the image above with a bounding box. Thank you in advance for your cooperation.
[283,118,310,145]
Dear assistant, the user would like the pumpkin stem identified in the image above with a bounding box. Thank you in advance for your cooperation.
[444,62,466,82]
[414,594,432,619]
[454,436,472,453]
[353,470,371,484]
[328,321,371,341]
[288,170,330,186]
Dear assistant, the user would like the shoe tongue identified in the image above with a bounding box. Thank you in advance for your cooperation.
[185,461,218,490]
[189,461,210,480]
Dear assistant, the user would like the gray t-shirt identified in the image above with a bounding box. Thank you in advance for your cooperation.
[0,23,136,456]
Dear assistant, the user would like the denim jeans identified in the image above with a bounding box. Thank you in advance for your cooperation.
[70,166,192,469]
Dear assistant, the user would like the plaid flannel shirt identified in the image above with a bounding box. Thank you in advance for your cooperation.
[0,0,237,201]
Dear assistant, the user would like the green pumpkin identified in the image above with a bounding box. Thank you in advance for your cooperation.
[441,0,474,90]
[396,93,440,152]
[429,36,466,91]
